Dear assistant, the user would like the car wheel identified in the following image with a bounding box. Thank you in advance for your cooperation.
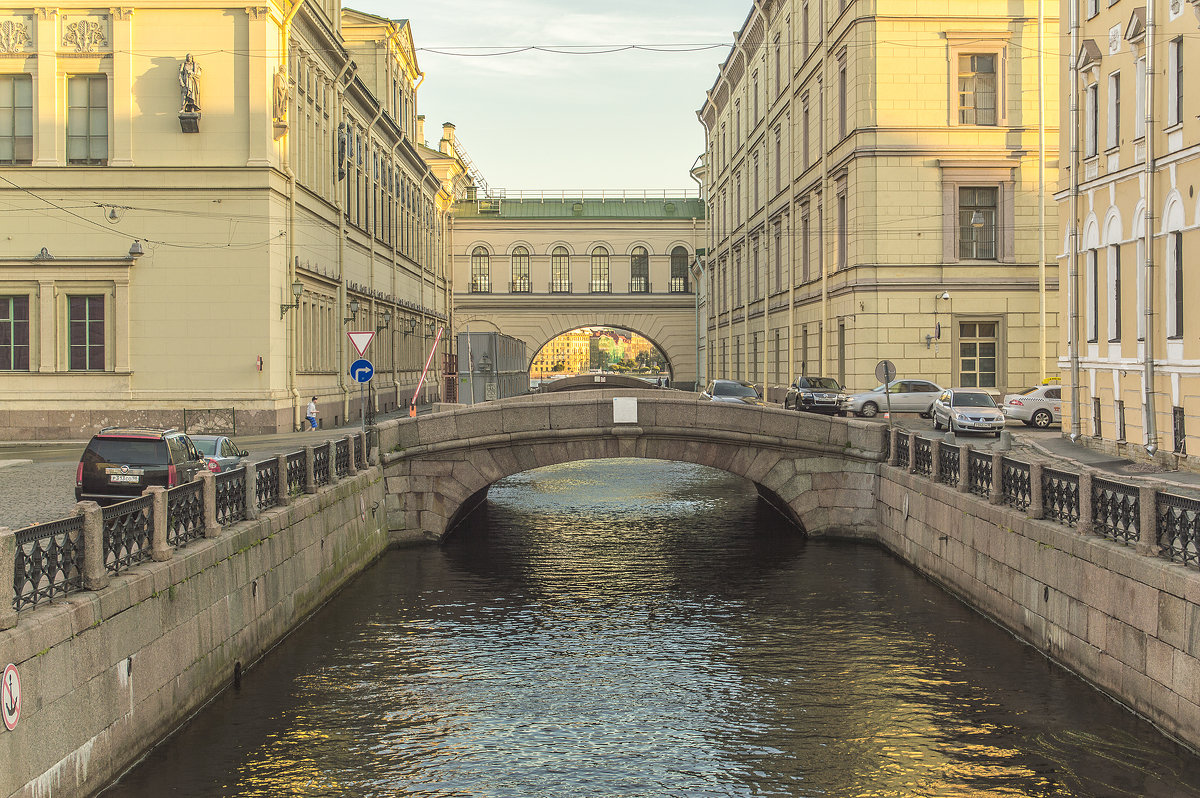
[1031,409,1053,429]
[919,405,933,419]
[860,401,879,418]
[933,415,942,430]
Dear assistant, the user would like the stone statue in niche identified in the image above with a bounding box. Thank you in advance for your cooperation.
[273,65,289,124]
[179,53,201,112]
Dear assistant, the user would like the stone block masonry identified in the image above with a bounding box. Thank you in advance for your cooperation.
[0,468,389,798]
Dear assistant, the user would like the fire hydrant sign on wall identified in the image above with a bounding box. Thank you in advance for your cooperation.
[2,663,20,731]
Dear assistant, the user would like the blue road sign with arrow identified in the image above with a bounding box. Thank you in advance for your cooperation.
[350,358,374,383]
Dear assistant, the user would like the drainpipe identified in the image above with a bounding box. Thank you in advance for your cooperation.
[1038,0,1047,384]
[357,103,384,425]
[1142,0,1158,455]
[280,0,305,429]
[1067,0,1082,441]
[334,60,355,425]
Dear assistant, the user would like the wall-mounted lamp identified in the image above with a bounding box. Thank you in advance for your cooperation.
[403,316,418,335]
[280,279,303,319]
[426,320,437,337]
[377,310,392,332]
[343,298,360,325]
[128,240,144,258]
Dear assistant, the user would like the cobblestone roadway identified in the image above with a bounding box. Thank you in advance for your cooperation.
[0,460,79,529]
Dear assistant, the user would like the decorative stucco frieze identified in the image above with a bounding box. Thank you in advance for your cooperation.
[110,8,133,21]
[0,17,33,54]
[60,14,109,52]
[246,6,269,20]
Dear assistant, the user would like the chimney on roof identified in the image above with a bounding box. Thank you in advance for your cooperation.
[416,115,425,147]
[440,122,455,156]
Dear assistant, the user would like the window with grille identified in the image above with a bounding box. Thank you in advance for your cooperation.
[68,295,104,371]
[958,321,997,388]
[67,75,108,165]
[670,246,690,293]
[958,55,997,125]
[590,247,610,293]
[0,75,33,165]
[958,187,997,259]
[1116,400,1126,441]
[470,247,490,292]
[0,296,29,370]
[631,247,649,293]
[510,247,530,292]
[551,247,570,293]
[1093,397,1102,438]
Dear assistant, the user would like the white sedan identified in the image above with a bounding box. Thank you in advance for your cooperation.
[1001,385,1062,428]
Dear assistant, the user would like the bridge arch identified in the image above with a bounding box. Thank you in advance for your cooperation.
[377,391,886,543]
[529,324,675,378]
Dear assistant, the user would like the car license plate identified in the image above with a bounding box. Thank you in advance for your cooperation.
[109,474,140,483]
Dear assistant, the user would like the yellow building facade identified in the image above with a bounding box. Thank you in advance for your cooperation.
[0,2,456,438]
[1058,0,1200,466]
[530,329,591,377]
[699,0,1060,401]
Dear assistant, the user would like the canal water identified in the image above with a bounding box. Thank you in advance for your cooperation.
[102,459,1200,797]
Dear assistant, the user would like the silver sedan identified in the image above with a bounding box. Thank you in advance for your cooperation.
[931,389,1006,436]
[842,379,942,418]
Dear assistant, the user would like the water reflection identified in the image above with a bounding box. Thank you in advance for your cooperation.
[102,458,1200,798]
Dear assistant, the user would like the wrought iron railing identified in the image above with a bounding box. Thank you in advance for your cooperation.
[354,435,366,470]
[938,443,960,486]
[102,496,152,574]
[1000,457,1032,512]
[1156,492,1199,569]
[167,480,205,547]
[335,438,350,478]
[286,451,305,495]
[255,458,280,510]
[215,469,246,526]
[314,445,331,486]
[895,434,910,469]
[967,450,992,499]
[913,437,932,477]
[13,516,84,611]
[881,429,891,462]
[1041,468,1079,527]
[1093,477,1140,545]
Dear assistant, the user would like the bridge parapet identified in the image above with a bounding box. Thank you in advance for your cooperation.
[376,392,888,542]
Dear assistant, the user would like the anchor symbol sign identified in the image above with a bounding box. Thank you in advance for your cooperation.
[1,663,20,731]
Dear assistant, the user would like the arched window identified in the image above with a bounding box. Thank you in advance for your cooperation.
[670,246,690,292]
[590,247,610,293]
[551,246,570,293]
[511,246,530,292]
[471,247,490,292]
[631,247,649,293]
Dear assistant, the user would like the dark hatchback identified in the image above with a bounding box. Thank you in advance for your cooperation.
[783,376,846,414]
[75,427,208,505]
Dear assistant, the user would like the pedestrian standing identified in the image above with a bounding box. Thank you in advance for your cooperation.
[306,396,318,431]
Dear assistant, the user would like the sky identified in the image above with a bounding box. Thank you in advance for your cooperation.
[352,0,747,193]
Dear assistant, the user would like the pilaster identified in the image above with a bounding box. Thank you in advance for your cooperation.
[108,7,133,165]
[33,7,57,166]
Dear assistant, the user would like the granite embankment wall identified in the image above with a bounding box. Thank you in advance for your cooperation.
[0,468,389,798]
[875,463,1200,751]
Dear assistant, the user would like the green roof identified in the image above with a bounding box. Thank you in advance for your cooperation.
[454,197,705,220]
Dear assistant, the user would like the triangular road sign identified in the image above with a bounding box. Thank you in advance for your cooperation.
[347,331,374,357]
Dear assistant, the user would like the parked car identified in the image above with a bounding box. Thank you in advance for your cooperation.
[783,376,846,414]
[842,379,942,418]
[931,389,1006,436]
[700,379,765,406]
[190,434,249,473]
[75,427,208,505]
[1002,384,1062,428]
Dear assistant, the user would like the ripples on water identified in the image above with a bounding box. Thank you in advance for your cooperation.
[104,459,1200,798]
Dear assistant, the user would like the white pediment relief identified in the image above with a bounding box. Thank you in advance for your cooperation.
[1188,0,1200,23]
[1125,7,1146,44]
[60,13,109,52]
[0,16,33,54]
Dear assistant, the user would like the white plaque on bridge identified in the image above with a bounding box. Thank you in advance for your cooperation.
[613,397,638,424]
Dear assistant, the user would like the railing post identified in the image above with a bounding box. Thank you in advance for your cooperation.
[77,500,108,592]
[324,439,335,483]
[907,432,919,474]
[989,451,1005,505]
[930,439,942,483]
[887,427,899,466]
[1137,484,1158,557]
[346,436,358,477]
[276,453,290,506]
[1077,469,1095,535]
[1029,461,1045,520]
[197,471,221,539]
[304,445,316,494]
[145,486,171,561]
[0,527,15,630]
[958,443,972,493]
[243,461,258,521]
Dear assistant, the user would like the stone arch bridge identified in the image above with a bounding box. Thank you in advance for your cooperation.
[375,390,887,541]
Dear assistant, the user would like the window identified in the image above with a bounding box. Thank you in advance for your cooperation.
[958,322,997,388]
[0,75,33,165]
[67,75,108,165]
[631,247,649,292]
[551,246,570,293]
[802,1,810,58]
[958,55,997,125]
[1170,232,1183,338]
[774,127,782,191]
[670,247,689,293]
[774,35,781,94]
[1087,248,1099,342]
[801,100,811,169]
[1107,72,1121,150]
[801,206,811,282]
[1085,83,1098,157]
[68,295,104,371]
[751,240,761,300]
[511,246,530,292]
[1108,244,1121,341]
[1169,37,1184,126]
[1135,57,1146,139]
[753,156,759,210]
[0,296,29,370]
[470,246,490,292]
[773,226,783,292]
[590,247,611,293]
[1087,0,1098,16]
[837,192,847,269]
[801,326,809,375]
[752,73,759,122]
[958,187,997,259]
[837,59,847,138]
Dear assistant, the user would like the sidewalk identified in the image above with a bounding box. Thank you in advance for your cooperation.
[1017,431,1200,493]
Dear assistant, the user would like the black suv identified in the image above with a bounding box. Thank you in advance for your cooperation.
[75,427,208,505]
[782,376,847,415]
